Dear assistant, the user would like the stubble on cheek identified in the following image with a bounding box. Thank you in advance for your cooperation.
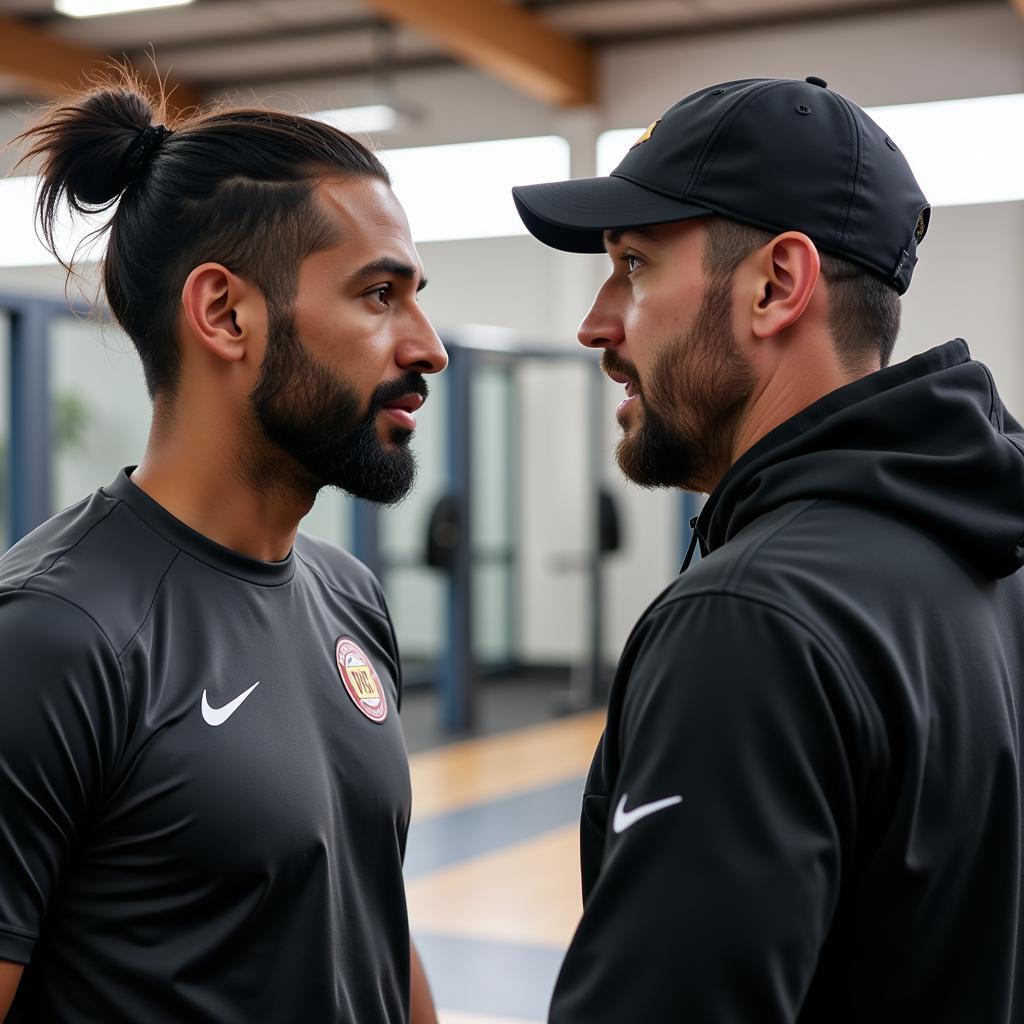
[613,274,755,492]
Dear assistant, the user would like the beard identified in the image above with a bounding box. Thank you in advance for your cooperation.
[248,305,425,505]
[607,272,756,493]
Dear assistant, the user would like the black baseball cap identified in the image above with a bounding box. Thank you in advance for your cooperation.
[512,77,930,294]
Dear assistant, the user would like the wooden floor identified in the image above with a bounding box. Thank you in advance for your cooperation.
[409,712,607,818]
[405,710,606,1024]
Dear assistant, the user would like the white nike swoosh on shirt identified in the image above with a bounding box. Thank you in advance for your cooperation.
[201,681,260,726]
[612,793,684,834]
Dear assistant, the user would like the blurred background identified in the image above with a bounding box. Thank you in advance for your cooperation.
[0,2,1021,1021]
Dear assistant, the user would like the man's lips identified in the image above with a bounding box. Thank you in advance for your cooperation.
[606,369,639,398]
[380,392,426,414]
[379,392,425,431]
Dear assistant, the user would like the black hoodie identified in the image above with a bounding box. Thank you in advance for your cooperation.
[549,340,1024,1023]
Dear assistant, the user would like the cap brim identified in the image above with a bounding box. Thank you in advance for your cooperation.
[512,175,712,253]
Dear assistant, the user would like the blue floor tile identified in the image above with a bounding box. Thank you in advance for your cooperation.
[404,776,586,879]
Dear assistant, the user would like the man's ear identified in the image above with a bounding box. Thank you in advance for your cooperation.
[750,232,821,340]
[180,263,263,363]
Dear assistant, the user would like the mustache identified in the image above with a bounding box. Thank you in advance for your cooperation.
[601,351,642,393]
[370,373,430,410]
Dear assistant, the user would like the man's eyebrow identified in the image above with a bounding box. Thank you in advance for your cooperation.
[604,227,660,249]
[348,257,427,292]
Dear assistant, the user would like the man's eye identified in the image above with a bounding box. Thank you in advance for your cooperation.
[622,253,642,275]
[369,284,392,305]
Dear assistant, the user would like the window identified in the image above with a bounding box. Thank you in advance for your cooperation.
[380,135,570,243]
[0,134,571,268]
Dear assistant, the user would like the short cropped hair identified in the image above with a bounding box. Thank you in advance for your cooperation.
[702,216,901,370]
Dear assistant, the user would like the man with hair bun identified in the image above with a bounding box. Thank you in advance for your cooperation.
[0,74,446,1023]
[514,76,1024,1022]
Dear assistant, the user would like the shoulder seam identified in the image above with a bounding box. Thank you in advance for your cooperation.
[295,550,389,620]
[15,586,130,710]
[979,358,1000,425]
[11,586,136,811]
[980,359,1024,459]
[117,550,181,659]
[643,589,870,721]
[15,498,121,591]
[646,589,845,664]
[723,498,821,591]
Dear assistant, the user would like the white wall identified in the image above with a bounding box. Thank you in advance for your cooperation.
[897,201,1024,415]
[1,1,1021,667]
[601,2,1024,123]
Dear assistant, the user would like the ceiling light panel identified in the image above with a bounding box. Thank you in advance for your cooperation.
[55,0,195,17]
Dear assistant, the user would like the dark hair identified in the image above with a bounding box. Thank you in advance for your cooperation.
[702,216,901,371]
[16,69,390,398]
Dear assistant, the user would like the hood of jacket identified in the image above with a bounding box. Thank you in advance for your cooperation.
[696,339,1024,580]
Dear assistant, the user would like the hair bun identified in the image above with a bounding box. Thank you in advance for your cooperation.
[17,85,158,228]
[125,123,171,182]
[15,82,168,263]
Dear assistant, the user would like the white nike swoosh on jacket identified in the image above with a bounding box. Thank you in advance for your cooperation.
[612,793,683,834]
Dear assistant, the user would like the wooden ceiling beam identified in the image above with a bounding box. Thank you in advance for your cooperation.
[361,0,594,106]
[0,14,202,113]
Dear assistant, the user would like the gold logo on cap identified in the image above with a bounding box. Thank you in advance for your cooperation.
[631,119,661,149]
[914,209,930,243]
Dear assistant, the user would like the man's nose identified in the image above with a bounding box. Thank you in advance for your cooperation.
[577,279,625,350]
[397,307,448,374]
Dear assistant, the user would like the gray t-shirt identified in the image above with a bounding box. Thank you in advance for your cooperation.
[0,469,411,1022]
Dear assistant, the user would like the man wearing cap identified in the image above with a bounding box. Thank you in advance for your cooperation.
[514,77,1023,1021]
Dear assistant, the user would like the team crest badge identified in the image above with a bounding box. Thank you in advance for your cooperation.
[336,638,388,723]
[631,119,660,148]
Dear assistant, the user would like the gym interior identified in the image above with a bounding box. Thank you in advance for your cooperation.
[0,2,1021,1021]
